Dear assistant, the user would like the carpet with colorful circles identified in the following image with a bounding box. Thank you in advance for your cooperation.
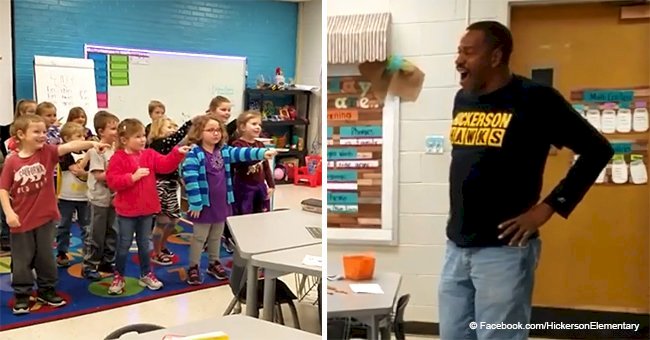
[0,219,232,331]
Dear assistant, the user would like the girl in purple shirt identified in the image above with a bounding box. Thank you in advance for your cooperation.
[181,115,275,285]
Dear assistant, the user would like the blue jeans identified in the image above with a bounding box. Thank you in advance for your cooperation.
[56,199,90,253]
[115,215,153,277]
[438,239,541,340]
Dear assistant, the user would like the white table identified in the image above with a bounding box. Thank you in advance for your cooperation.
[327,263,402,340]
[227,209,321,317]
[120,315,320,339]
[251,244,322,322]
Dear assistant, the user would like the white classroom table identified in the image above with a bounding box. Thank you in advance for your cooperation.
[227,209,321,317]
[119,314,320,339]
[327,261,402,340]
[251,243,322,322]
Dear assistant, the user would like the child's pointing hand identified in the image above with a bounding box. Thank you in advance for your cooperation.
[264,149,278,160]
[178,145,191,154]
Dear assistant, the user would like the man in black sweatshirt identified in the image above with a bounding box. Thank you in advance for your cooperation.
[438,21,613,340]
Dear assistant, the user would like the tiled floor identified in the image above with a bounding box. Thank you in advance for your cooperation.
[1,185,322,340]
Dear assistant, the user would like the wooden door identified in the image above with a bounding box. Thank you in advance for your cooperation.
[510,3,650,313]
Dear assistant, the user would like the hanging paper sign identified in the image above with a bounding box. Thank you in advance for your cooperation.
[340,126,382,138]
[327,148,358,160]
[611,141,633,154]
[327,192,359,205]
[340,138,382,145]
[328,170,358,182]
[583,90,634,103]
[328,109,359,121]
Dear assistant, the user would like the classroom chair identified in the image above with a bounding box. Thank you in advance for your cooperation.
[293,155,321,187]
[223,247,301,328]
[346,293,411,340]
[327,318,351,340]
[104,323,165,339]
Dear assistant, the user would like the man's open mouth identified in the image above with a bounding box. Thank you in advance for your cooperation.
[458,69,469,81]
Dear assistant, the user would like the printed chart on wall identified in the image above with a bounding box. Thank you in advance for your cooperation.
[570,87,650,186]
[327,76,384,229]
[84,44,246,125]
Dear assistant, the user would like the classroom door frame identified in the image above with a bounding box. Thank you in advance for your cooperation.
[508,0,649,313]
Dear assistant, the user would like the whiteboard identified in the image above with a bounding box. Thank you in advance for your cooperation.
[33,56,99,131]
[84,44,246,127]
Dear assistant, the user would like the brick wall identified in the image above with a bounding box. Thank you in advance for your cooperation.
[327,0,511,323]
[12,0,298,102]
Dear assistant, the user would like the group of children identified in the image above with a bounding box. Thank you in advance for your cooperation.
[0,96,277,314]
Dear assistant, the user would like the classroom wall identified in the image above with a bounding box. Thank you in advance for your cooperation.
[0,1,12,125]
[328,0,636,323]
[296,0,323,154]
[326,0,526,323]
[12,0,298,109]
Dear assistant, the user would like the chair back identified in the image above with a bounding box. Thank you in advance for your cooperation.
[393,294,411,340]
[228,247,248,297]
[104,324,164,339]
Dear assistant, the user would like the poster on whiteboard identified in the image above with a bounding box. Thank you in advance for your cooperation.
[84,44,246,126]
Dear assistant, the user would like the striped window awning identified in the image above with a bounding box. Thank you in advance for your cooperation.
[327,12,391,64]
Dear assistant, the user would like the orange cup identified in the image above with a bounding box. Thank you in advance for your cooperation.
[343,254,375,281]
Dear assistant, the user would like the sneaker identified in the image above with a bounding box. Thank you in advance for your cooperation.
[187,265,202,285]
[98,263,114,274]
[12,294,30,315]
[206,261,227,280]
[37,289,66,307]
[161,248,175,257]
[82,269,101,281]
[151,253,172,266]
[223,237,234,254]
[139,272,163,290]
[56,253,70,267]
[108,273,126,295]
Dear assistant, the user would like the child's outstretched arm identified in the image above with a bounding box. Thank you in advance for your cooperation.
[166,119,193,146]
[151,145,190,174]
[58,140,110,157]
[150,119,194,155]
[225,146,277,163]
[181,152,203,214]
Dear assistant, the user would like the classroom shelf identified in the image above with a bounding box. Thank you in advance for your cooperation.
[276,149,307,157]
[247,88,312,96]
[262,119,308,127]
[245,88,312,167]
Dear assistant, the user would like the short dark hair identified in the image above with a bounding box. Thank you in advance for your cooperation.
[467,20,513,66]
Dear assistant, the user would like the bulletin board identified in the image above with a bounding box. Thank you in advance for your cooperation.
[326,74,399,244]
[569,87,649,186]
[84,44,246,125]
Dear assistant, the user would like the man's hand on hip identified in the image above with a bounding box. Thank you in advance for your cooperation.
[498,203,555,246]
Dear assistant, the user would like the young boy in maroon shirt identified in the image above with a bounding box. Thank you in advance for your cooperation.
[0,115,110,315]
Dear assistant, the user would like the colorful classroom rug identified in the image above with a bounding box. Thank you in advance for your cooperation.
[0,219,232,331]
